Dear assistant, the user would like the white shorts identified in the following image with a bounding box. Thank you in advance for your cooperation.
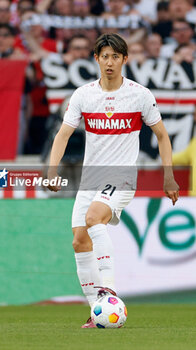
[72,185,135,228]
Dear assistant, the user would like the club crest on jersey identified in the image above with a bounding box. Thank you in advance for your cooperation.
[105,112,114,118]
[105,106,115,118]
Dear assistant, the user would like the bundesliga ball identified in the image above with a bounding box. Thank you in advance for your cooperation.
[91,295,128,328]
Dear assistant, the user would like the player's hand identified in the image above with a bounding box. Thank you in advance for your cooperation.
[47,171,61,192]
[163,177,180,206]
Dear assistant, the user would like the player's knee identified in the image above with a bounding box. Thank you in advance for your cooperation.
[72,237,92,252]
[85,212,100,228]
[72,238,81,252]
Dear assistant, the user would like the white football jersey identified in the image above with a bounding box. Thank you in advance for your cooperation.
[63,77,161,166]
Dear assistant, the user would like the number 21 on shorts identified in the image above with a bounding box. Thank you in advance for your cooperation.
[101,184,116,196]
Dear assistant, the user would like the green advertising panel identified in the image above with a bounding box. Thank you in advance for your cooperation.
[1,198,196,305]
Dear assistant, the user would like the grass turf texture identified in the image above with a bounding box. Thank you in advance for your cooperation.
[0,304,196,350]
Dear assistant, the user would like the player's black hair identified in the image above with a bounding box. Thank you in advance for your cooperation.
[94,33,128,57]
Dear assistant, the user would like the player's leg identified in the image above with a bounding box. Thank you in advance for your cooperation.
[72,226,101,307]
[85,201,116,292]
[73,202,114,328]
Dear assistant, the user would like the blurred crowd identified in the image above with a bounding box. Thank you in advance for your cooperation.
[0,0,196,155]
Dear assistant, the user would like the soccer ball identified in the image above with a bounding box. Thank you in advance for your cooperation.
[91,295,127,328]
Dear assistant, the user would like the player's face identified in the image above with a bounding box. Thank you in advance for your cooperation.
[94,46,127,80]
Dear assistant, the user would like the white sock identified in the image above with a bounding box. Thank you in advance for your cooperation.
[75,251,101,307]
[87,224,115,291]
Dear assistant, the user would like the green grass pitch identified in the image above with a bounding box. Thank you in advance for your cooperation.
[0,304,196,350]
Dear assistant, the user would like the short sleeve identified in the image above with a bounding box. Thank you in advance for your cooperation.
[141,89,161,126]
[63,88,82,128]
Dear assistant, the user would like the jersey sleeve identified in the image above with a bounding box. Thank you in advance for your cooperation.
[141,89,161,126]
[63,88,82,128]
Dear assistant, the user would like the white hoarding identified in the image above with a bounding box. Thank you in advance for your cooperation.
[108,197,196,296]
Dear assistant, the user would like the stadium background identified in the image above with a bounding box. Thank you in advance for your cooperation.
[0,0,196,307]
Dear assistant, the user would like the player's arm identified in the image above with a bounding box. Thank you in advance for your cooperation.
[47,123,75,192]
[150,120,179,205]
